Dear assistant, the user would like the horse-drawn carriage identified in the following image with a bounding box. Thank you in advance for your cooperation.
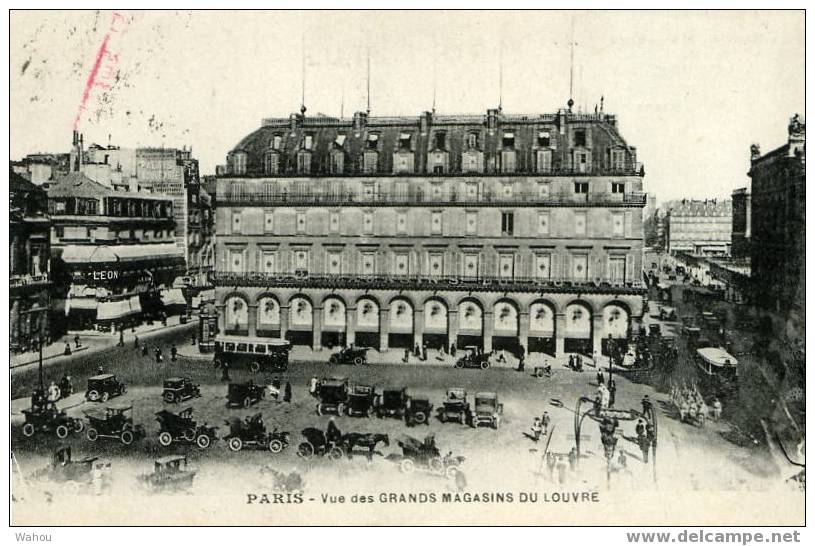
[297,427,346,460]
[223,413,289,453]
[155,408,218,449]
[390,434,464,479]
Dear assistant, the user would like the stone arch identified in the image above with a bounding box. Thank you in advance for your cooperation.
[529,299,556,336]
[423,297,449,334]
[356,295,380,331]
[602,302,630,339]
[224,294,249,332]
[256,294,281,328]
[564,300,593,355]
[493,298,520,335]
[322,295,347,330]
[389,296,414,335]
[288,295,313,329]
[221,290,252,306]
[457,297,484,335]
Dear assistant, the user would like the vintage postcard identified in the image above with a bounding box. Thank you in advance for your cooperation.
[8,9,806,527]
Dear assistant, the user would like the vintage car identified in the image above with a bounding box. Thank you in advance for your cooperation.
[162,377,201,404]
[440,388,470,424]
[155,408,218,449]
[297,427,345,460]
[346,384,376,417]
[226,381,266,408]
[329,346,369,366]
[315,377,350,416]
[470,392,503,429]
[391,434,464,479]
[32,447,99,493]
[85,374,127,403]
[454,346,490,370]
[659,306,678,321]
[213,335,291,373]
[84,405,145,445]
[21,391,84,439]
[223,413,290,453]
[375,387,409,419]
[138,455,196,492]
[405,396,433,427]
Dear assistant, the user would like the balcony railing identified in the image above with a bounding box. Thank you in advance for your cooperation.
[219,190,647,207]
[213,272,645,295]
[10,274,50,289]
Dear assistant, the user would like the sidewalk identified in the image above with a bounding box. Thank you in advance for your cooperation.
[10,315,195,371]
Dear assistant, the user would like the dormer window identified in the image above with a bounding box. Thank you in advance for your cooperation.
[303,134,314,151]
[367,133,379,150]
[574,129,587,147]
[537,131,551,147]
[434,131,447,150]
[272,134,283,150]
[502,132,515,149]
[231,152,247,175]
[399,133,412,151]
[467,132,479,149]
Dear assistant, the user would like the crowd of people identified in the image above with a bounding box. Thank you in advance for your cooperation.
[670,383,721,425]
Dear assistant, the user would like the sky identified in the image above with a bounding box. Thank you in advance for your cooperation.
[9,10,805,203]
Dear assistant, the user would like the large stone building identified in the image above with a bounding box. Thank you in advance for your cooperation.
[10,170,52,352]
[748,115,805,323]
[213,105,647,358]
[47,172,185,330]
[730,187,752,259]
[665,198,732,256]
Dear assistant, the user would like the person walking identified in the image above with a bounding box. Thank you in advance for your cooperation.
[712,397,722,421]
[641,395,653,417]
[74,335,81,348]
[64,342,72,356]
[531,417,542,442]
[284,381,292,403]
[118,330,125,347]
[170,344,178,362]
[134,335,140,350]
[155,347,163,364]
[450,342,457,357]
[220,359,231,382]
[47,381,61,403]
[568,447,578,472]
[541,412,551,436]
[141,343,149,357]
[596,370,605,386]
[608,379,617,408]
[639,431,651,463]
[517,344,526,372]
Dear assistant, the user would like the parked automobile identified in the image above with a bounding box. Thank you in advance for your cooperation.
[440,388,470,424]
[454,346,490,370]
[84,405,145,445]
[21,392,84,439]
[470,392,503,429]
[223,413,290,453]
[297,427,345,460]
[85,374,127,403]
[315,377,350,416]
[375,387,409,419]
[138,455,196,492]
[155,408,218,449]
[213,335,291,373]
[329,346,369,366]
[226,381,266,408]
[33,447,98,494]
[162,377,201,404]
[391,434,464,479]
[346,384,376,417]
[405,396,433,427]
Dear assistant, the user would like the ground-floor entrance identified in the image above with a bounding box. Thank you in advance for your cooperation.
[355,331,379,348]
[456,334,483,352]
[287,330,313,347]
[388,333,413,350]
[528,336,556,356]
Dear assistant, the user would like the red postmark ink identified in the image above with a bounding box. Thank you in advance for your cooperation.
[73,11,128,130]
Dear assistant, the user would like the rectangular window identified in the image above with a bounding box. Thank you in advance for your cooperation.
[330,151,344,174]
[502,132,515,148]
[399,133,412,151]
[611,182,625,194]
[610,149,626,172]
[428,253,444,276]
[396,211,408,235]
[329,211,340,234]
[537,131,551,147]
[363,211,374,234]
[433,165,444,174]
[612,212,624,236]
[463,253,479,278]
[367,134,379,150]
[574,211,587,236]
[394,253,409,276]
[297,152,311,174]
[537,212,550,236]
[535,254,551,280]
[296,211,306,234]
[498,254,515,279]
[462,151,481,173]
[303,134,313,150]
[265,153,279,174]
[572,254,588,281]
[467,132,479,149]
[434,132,446,150]
[431,211,443,235]
[576,152,589,173]
[273,134,283,150]
[327,251,342,275]
[361,251,376,275]
[465,211,478,235]
[229,249,244,273]
[501,150,516,173]
[232,153,247,175]
[293,250,309,273]
[609,256,626,283]
[264,210,274,234]
[363,151,378,174]
[574,182,589,194]
[574,129,587,147]
[262,251,276,274]
[501,212,514,236]
[363,183,375,200]
[536,149,552,173]
[232,209,242,234]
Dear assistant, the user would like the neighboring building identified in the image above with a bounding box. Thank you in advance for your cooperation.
[665,198,732,256]
[213,104,647,358]
[47,172,185,330]
[10,170,52,352]
[731,187,752,259]
[748,115,805,324]
[185,179,216,285]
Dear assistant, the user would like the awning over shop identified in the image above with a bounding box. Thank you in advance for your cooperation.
[61,243,183,265]
[161,288,187,307]
[97,299,135,321]
[68,297,98,311]
[128,296,142,314]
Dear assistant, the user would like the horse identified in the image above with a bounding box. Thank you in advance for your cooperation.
[342,432,390,460]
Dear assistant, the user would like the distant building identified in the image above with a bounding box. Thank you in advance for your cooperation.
[10,169,52,352]
[47,172,185,330]
[665,198,732,256]
[730,187,751,259]
[748,115,805,323]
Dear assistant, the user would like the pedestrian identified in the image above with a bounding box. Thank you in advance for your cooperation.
[518,344,526,372]
[134,335,140,350]
[414,343,421,358]
[309,376,318,395]
[568,447,578,471]
[170,344,177,362]
[421,343,427,362]
[191,334,197,345]
[47,381,61,403]
[617,450,628,469]
[531,417,542,442]
[635,419,645,439]
[220,359,231,382]
[141,344,149,357]
[403,348,410,363]
[74,335,81,348]
[712,397,722,421]
[639,432,651,463]
[284,381,292,403]
[541,411,551,436]
[608,379,617,408]
[593,394,602,415]
[596,370,605,386]
[155,347,163,363]
[118,330,125,347]
[64,342,72,356]
[599,384,610,409]
[450,342,457,356]
[642,395,653,417]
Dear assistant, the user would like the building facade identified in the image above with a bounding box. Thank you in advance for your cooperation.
[748,115,805,323]
[665,199,732,256]
[10,170,52,352]
[730,187,752,259]
[47,172,185,330]
[213,105,647,357]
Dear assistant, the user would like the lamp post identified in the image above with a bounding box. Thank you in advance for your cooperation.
[20,304,47,395]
